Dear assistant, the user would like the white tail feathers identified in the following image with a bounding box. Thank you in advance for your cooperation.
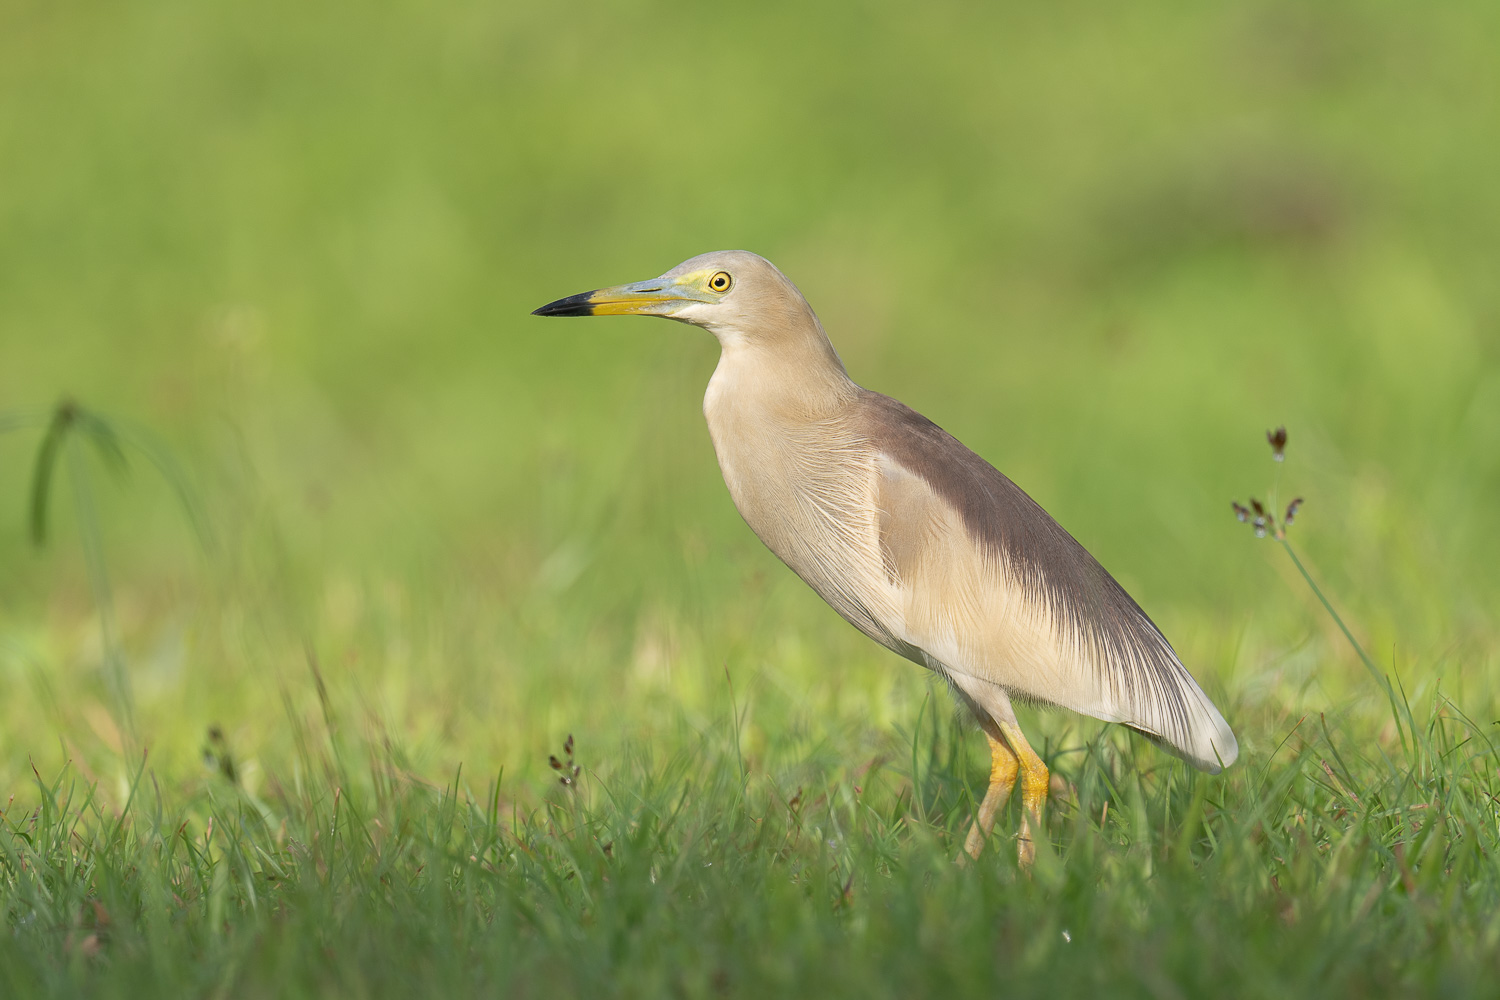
[1120,667,1238,773]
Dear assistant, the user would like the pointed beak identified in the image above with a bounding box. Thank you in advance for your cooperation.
[531,275,713,318]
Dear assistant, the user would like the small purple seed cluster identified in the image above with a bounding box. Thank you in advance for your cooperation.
[549,733,581,787]
[1232,426,1302,539]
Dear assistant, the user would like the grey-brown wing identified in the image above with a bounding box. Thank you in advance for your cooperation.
[864,391,1237,771]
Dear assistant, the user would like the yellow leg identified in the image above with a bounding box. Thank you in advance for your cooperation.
[963,730,1019,860]
[998,720,1049,869]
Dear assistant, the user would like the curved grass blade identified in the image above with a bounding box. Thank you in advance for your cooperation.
[28,402,76,547]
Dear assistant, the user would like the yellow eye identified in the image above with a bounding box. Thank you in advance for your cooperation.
[708,271,732,292]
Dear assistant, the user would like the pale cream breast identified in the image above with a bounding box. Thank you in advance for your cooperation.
[704,349,905,653]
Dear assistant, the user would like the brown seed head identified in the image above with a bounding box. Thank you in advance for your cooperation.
[1267,426,1288,461]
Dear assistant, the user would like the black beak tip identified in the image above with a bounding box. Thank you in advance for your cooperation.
[531,291,596,317]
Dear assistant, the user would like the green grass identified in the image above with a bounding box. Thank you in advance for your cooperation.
[4,0,1500,995]
[4,676,1499,997]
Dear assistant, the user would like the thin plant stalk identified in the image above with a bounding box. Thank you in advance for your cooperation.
[1274,536,1414,749]
[1275,539,1382,688]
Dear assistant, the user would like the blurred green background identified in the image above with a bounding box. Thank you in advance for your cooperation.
[2,0,1498,793]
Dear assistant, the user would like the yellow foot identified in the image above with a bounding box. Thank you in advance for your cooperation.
[959,721,1049,870]
[960,730,1018,862]
[1000,720,1049,871]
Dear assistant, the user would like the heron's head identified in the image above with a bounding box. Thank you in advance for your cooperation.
[532,250,825,353]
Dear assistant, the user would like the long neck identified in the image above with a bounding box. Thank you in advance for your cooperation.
[707,308,860,422]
